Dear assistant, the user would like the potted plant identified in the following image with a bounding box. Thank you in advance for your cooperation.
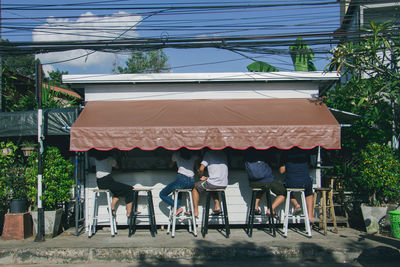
[20,140,36,157]
[25,146,74,237]
[1,141,16,156]
[358,143,400,234]
[7,166,29,213]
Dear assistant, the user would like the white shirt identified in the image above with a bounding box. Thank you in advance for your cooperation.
[95,157,117,178]
[201,150,228,187]
[172,151,199,178]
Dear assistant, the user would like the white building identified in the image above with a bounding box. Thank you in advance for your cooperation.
[63,72,340,228]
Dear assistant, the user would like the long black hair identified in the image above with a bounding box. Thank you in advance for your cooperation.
[90,149,111,161]
[179,147,192,160]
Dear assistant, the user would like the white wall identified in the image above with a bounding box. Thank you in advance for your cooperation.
[84,82,319,101]
[85,169,317,228]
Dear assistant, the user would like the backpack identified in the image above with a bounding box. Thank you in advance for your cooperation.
[245,161,273,181]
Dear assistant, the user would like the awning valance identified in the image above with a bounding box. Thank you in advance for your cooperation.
[70,98,340,151]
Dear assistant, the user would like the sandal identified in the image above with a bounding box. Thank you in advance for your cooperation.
[211,210,222,216]
[266,209,279,220]
[254,208,262,215]
[293,207,302,216]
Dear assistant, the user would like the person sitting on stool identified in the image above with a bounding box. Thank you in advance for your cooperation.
[192,149,228,217]
[159,148,200,216]
[245,148,301,219]
[92,150,135,219]
[279,147,316,222]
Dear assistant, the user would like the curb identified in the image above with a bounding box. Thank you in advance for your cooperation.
[0,246,371,265]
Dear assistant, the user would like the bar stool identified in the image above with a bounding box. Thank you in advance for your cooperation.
[201,188,230,238]
[330,176,349,227]
[283,188,312,238]
[167,188,197,238]
[313,187,338,235]
[246,188,276,237]
[88,189,117,238]
[128,187,157,237]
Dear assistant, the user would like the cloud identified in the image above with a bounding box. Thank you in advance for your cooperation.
[33,12,142,72]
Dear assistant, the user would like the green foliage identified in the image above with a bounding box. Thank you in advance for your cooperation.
[117,50,169,73]
[0,141,28,211]
[322,20,400,192]
[359,143,400,205]
[289,38,316,71]
[247,61,279,72]
[1,52,35,78]
[48,69,69,88]
[25,147,74,211]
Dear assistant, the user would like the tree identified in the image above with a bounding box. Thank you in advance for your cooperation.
[48,69,69,88]
[247,61,279,72]
[290,38,316,71]
[117,49,169,73]
[1,40,35,78]
[322,21,400,192]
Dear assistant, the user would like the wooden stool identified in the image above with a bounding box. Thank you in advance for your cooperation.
[88,189,117,238]
[283,188,312,238]
[246,188,276,237]
[330,176,349,227]
[313,187,338,235]
[167,188,197,238]
[128,187,157,237]
[201,188,230,238]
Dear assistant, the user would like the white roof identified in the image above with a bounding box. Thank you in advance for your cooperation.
[63,72,339,84]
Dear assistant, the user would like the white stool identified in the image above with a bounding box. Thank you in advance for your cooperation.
[283,188,312,238]
[167,188,197,238]
[88,189,117,238]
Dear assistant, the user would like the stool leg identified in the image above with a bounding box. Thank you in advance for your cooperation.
[129,191,139,237]
[220,191,230,238]
[322,191,327,236]
[147,191,156,237]
[185,193,193,234]
[328,190,338,233]
[188,191,197,237]
[88,191,97,237]
[201,192,211,237]
[167,192,173,235]
[171,190,178,238]
[106,192,116,237]
[283,190,291,237]
[266,190,276,237]
[247,190,256,237]
[301,191,312,237]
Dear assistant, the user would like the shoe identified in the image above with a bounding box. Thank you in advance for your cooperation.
[211,210,222,216]
[266,209,279,220]
[254,208,262,215]
[293,207,302,216]
[112,209,117,217]
[309,218,319,223]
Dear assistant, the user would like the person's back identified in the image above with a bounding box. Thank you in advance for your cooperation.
[201,150,228,187]
[281,149,310,187]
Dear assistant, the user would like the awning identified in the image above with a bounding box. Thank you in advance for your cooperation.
[70,98,340,151]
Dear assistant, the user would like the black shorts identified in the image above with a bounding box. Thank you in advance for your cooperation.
[96,174,134,204]
[248,179,286,196]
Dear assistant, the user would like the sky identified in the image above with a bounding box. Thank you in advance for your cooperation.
[1,0,341,76]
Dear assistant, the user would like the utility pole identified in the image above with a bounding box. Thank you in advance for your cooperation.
[0,0,3,112]
[34,60,45,242]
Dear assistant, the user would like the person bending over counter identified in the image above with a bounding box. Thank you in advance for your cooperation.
[192,149,229,217]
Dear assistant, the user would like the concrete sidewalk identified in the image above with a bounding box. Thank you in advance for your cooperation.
[1,226,400,265]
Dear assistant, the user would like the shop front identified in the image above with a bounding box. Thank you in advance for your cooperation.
[63,72,341,227]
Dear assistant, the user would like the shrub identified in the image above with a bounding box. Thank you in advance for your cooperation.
[0,141,20,211]
[25,146,74,210]
[359,143,400,206]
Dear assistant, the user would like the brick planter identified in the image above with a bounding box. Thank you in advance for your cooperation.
[1,212,33,240]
